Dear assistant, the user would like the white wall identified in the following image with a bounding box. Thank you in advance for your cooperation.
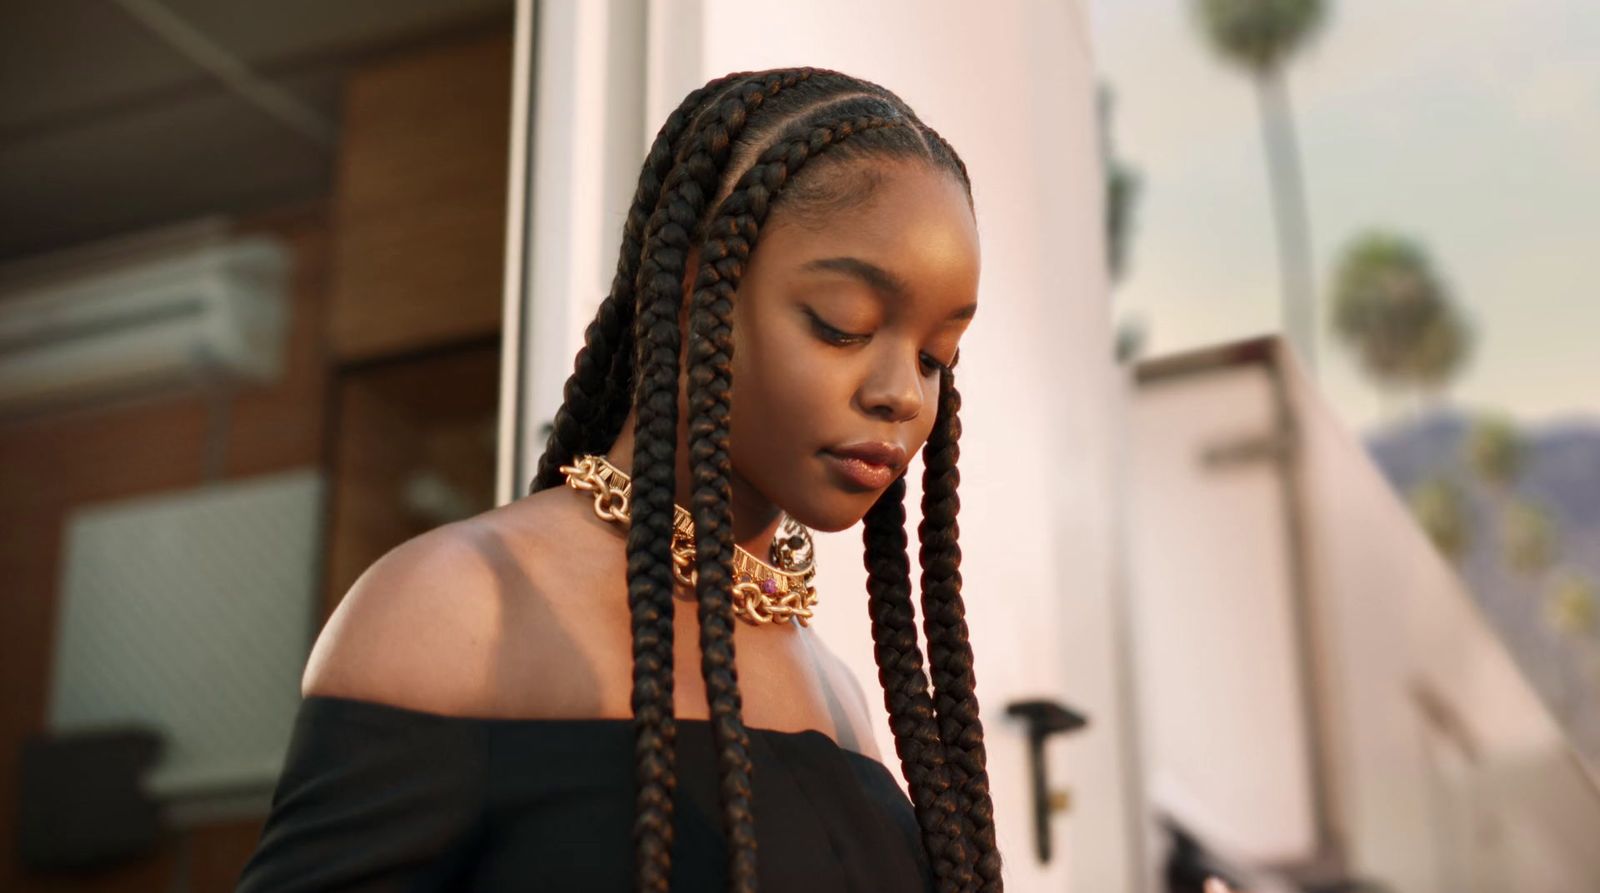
[503,0,650,500]
[1125,362,1320,866]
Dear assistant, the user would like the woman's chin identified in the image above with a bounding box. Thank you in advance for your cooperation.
[783,494,882,534]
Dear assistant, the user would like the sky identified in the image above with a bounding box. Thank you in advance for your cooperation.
[1086,0,1600,434]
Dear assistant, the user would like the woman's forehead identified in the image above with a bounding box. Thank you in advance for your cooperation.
[762,164,979,300]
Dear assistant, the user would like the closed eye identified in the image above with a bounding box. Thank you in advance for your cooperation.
[806,308,951,376]
[807,310,867,346]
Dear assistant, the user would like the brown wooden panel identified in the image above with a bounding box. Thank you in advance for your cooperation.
[323,341,500,617]
[327,33,511,363]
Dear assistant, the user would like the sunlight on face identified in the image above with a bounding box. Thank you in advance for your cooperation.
[728,159,980,532]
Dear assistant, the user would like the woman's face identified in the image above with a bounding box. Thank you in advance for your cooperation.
[727,159,980,532]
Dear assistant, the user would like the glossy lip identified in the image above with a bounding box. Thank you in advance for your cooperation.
[827,441,907,469]
[821,441,907,491]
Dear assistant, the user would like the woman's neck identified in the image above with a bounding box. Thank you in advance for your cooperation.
[602,417,787,561]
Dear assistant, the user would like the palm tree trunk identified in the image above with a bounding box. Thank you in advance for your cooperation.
[1253,67,1319,379]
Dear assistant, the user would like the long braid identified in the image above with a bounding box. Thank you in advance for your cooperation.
[918,366,1003,891]
[865,476,975,890]
[625,152,697,892]
[683,108,936,890]
[529,71,754,494]
[622,73,763,893]
[624,70,822,891]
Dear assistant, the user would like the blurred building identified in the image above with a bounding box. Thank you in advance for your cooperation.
[1,2,513,889]
[1124,334,1600,891]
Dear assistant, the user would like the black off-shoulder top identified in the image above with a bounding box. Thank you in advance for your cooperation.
[234,695,932,891]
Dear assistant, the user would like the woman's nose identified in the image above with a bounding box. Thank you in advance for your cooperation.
[858,350,924,422]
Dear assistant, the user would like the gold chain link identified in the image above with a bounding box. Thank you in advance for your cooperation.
[560,454,820,627]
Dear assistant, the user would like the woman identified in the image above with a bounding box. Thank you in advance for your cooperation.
[237,67,1000,892]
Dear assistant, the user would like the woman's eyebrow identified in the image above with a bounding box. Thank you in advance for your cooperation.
[799,256,976,321]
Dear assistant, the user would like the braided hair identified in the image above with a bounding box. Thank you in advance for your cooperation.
[529,68,1000,893]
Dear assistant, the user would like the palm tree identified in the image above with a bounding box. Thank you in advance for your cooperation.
[1462,411,1526,562]
[1465,413,1524,492]
[1098,82,1141,286]
[1547,568,1598,640]
[1542,565,1598,716]
[1191,0,1328,376]
[1407,475,1471,564]
[1410,302,1473,404]
[1100,82,1146,364]
[1544,569,1600,694]
[1503,498,1558,577]
[1114,313,1149,363]
[1328,230,1474,418]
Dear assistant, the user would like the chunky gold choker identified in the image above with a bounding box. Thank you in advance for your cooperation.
[559,454,819,627]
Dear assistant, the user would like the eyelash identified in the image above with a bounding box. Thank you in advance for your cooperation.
[807,311,950,375]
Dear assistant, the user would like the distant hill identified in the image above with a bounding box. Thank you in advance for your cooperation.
[1364,408,1600,765]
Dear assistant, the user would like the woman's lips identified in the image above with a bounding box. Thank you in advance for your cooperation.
[821,451,897,490]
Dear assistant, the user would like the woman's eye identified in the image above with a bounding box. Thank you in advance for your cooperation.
[920,352,960,376]
[806,309,952,375]
[808,312,867,346]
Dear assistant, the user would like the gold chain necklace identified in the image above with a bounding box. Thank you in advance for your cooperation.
[559,454,819,627]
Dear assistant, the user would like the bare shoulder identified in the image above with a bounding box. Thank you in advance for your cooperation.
[810,634,885,762]
[300,519,509,714]
[301,487,601,717]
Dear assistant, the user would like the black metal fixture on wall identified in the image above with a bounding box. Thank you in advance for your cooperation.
[1005,698,1089,864]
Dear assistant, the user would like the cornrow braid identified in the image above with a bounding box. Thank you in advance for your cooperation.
[923,128,971,193]
[919,367,1002,891]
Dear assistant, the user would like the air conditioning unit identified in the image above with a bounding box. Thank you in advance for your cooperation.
[0,234,290,418]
